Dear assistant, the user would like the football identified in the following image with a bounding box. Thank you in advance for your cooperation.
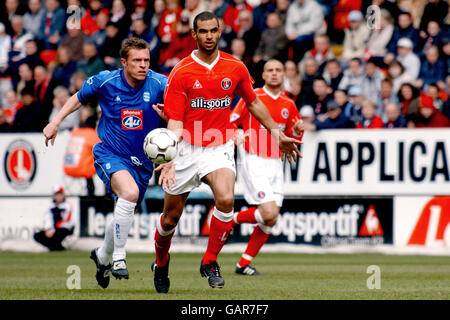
[143,128,178,164]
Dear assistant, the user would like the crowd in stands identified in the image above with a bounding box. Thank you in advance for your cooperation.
[0,0,448,134]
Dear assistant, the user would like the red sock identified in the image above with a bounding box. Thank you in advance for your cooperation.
[202,214,233,264]
[154,221,174,267]
[234,207,257,224]
[238,225,270,267]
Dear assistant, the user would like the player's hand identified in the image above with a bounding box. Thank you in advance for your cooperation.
[293,119,304,137]
[233,129,249,146]
[152,103,167,121]
[45,228,55,238]
[155,161,176,191]
[43,121,59,146]
[276,130,302,163]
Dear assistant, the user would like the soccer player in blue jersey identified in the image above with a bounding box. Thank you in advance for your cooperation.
[43,38,168,288]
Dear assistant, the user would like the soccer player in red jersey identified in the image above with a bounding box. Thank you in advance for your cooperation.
[151,12,301,293]
[230,59,303,275]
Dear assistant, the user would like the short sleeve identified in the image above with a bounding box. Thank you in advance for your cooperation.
[77,73,104,105]
[234,64,257,105]
[230,97,247,128]
[163,74,187,121]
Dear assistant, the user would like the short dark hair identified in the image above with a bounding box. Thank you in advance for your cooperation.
[119,37,149,60]
[193,11,219,32]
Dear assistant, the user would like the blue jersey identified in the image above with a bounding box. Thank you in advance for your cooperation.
[77,69,167,164]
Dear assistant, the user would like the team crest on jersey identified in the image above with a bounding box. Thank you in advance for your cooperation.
[143,91,150,102]
[3,139,37,190]
[121,109,143,130]
[221,78,232,90]
[281,108,289,119]
[257,191,266,199]
[193,80,202,89]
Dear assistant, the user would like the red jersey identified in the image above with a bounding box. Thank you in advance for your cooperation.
[231,87,302,158]
[164,50,257,147]
[356,115,384,129]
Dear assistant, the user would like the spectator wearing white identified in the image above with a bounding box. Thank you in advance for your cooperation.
[9,15,34,63]
[0,23,12,70]
[23,0,45,38]
[366,9,394,58]
[388,59,414,95]
[49,86,80,131]
[395,38,420,80]
[361,58,384,104]
[338,57,365,91]
[285,0,326,62]
[299,104,315,126]
[298,34,335,76]
[341,10,370,63]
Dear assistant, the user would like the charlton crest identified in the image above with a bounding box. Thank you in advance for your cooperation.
[4,139,37,190]
[221,78,232,90]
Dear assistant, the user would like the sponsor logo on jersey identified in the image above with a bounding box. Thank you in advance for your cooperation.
[281,108,289,119]
[190,96,231,111]
[3,139,37,190]
[221,78,232,90]
[121,109,143,130]
[143,91,150,102]
[193,80,202,89]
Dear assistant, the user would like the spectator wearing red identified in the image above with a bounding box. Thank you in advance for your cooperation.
[414,94,450,128]
[80,0,109,36]
[223,0,253,34]
[356,99,384,129]
[4,89,23,125]
[299,34,335,76]
[157,0,182,41]
[183,0,208,29]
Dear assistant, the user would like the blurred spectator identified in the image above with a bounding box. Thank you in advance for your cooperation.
[419,0,448,32]
[383,102,407,128]
[0,0,28,35]
[413,94,450,128]
[394,38,420,80]
[33,185,74,251]
[132,0,149,21]
[49,86,80,131]
[345,85,364,125]
[0,23,12,70]
[4,89,23,125]
[338,58,365,91]
[304,100,354,130]
[443,40,450,77]
[334,88,353,117]
[252,0,276,32]
[426,83,445,113]
[418,20,443,54]
[275,0,290,25]
[158,0,182,41]
[299,34,335,76]
[366,0,401,22]
[34,64,57,119]
[283,60,302,100]
[366,9,394,62]
[361,58,384,103]
[184,0,208,29]
[99,21,122,69]
[299,104,315,125]
[150,0,165,34]
[386,11,420,55]
[109,0,131,40]
[236,10,261,58]
[88,10,109,49]
[285,0,326,63]
[298,57,319,103]
[9,15,34,63]
[223,0,253,34]
[253,12,288,65]
[323,59,344,92]
[38,0,66,50]
[416,46,446,90]
[23,0,45,38]
[397,82,420,124]
[68,71,87,95]
[341,10,370,63]
[209,0,229,18]
[76,42,105,77]
[355,99,384,129]
[16,62,35,98]
[300,75,332,116]
[388,59,414,94]
[80,0,109,37]
[60,24,88,62]
[12,86,43,132]
[0,107,13,132]
[218,17,236,53]
[376,78,399,120]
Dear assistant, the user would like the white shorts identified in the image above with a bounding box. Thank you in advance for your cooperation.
[166,139,236,195]
[237,145,284,207]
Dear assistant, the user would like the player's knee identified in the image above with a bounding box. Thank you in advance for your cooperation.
[262,211,278,227]
[215,194,234,213]
[118,187,139,203]
[161,213,180,230]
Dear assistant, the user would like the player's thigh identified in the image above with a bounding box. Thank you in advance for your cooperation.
[203,168,235,212]
[257,201,281,226]
[162,192,190,227]
[110,170,140,203]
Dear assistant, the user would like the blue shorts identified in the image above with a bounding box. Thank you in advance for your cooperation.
[93,143,153,205]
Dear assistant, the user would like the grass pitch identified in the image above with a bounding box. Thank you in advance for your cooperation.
[0,251,449,300]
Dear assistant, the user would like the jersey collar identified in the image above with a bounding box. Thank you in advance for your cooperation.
[263,86,281,100]
[191,50,220,71]
[120,69,146,93]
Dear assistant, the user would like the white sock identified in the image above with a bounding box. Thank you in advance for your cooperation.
[112,198,136,261]
[98,218,114,265]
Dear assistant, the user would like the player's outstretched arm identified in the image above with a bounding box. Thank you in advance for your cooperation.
[246,97,302,162]
[43,93,82,146]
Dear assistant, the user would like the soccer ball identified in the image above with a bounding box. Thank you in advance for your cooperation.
[143,128,178,164]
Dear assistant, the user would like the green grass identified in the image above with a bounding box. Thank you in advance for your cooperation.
[0,251,449,300]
